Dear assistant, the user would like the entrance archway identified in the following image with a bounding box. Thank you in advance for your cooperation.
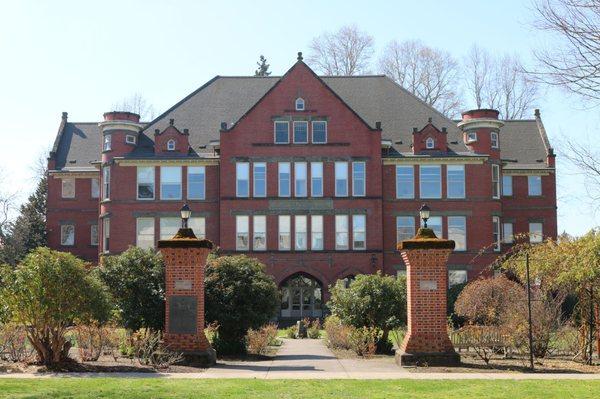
[280,273,323,319]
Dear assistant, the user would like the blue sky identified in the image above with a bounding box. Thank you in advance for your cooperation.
[0,0,597,235]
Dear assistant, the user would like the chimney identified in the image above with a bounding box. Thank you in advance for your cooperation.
[375,121,382,130]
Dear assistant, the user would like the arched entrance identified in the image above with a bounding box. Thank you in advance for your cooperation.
[280,273,323,319]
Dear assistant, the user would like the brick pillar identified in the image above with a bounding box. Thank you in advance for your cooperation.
[395,227,460,366]
[158,227,216,366]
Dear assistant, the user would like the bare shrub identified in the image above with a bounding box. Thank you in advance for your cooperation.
[130,329,182,369]
[246,323,278,355]
[307,319,322,339]
[73,323,120,362]
[323,315,352,350]
[348,327,377,358]
[0,323,34,363]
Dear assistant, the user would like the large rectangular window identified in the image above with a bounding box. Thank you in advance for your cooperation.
[503,222,514,244]
[236,162,249,198]
[422,216,442,239]
[502,175,513,196]
[311,162,323,197]
[236,216,249,250]
[253,163,266,198]
[189,217,206,239]
[160,166,182,200]
[60,224,75,246]
[312,121,327,143]
[159,217,179,240]
[137,166,155,200]
[447,165,465,199]
[91,178,100,199]
[253,215,266,251]
[90,224,98,246]
[335,215,349,250]
[420,165,441,199]
[278,215,291,250]
[396,216,415,244]
[102,166,110,200]
[278,162,291,197]
[293,121,308,143]
[528,176,542,196]
[492,164,500,199]
[396,166,414,199]
[295,215,307,250]
[448,216,467,251]
[352,215,366,250]
[311,215,324,250]
[188,166,206,200]
[274,121,289,144]
[449,270,468,287]
[352,162,366,197]
[136,218,155,249]
[493,216,501,251]
[529,222,543,243]
[62,178,75,199]
[335,162,348,197]
[294,162,307,197]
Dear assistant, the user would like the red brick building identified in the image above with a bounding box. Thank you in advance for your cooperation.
[47,54,557,321]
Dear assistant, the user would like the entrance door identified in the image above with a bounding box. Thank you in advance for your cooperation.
[280,274,323,320]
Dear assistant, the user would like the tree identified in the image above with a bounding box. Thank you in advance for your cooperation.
[97,247,165,332]
[254,55,271,77]
[532,0,600,101]
[0,171,16,242]
[307,25,374,76]
[204,255,279,355]
[0,248,112,365]
[560,138,600,207]
[112,93,155,120]
[328,272,406,351]
[379,40,462,117]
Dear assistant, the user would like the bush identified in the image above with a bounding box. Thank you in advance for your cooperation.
[348,327,377,357]
[307,319,322,339]
[205,255,279,355]
[284,325,297,339]
[97,247,165,332]
[0,248,112,365]
[0,323,34,362]
[448,282,468,327]
[73,323,119,362]
[130,329,183,370]
[246,324,278,355]
[323,315,352,350]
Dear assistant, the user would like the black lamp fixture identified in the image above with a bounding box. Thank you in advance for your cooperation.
[419,203,431,228]
[180,203,191,229]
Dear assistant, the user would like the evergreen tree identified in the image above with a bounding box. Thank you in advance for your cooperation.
[254,55,271,77]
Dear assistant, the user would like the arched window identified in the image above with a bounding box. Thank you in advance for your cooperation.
[167,139,176,151]
[425,137,435,149]
[295,97,305,111]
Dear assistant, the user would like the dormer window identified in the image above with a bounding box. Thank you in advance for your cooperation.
[466,131,477,143]
[425,137,435,149]
[167,139,176,151]
[295,97,305,111]
[491,131,499,148]
[126,135,137,145]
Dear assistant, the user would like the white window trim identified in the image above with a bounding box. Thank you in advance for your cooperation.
[235,162,250,198]
[136,166,155,201]
[167,139,176,151]
[310,162,323,197]
[295,97,305,111]
[126,134,137,144]
[253,215,267,251]
[102,218,110,253]
[335,214,349,250]
[492,216,501,252]
[253,163,267,198]
[448,216,467,251]
[335,162,349,197]
[278,215,291,251]
[396,165,415,199]
[352,214,367,251]
[60,224,75,246]
[160,166,183,200]
[466,131,477,143]
[236,215,250,251]
[91,178,100,199]
[293,121,309,144]
[187,166,206,200]
[491,131,499,149]
[90,224,98,246]
[103,134,112,151]
[446,165,466,199]
[426,137,435,149]
[295,215,308,251]
[136,217,155,249]
[492,164,500,199]
[419,165,442,199]
[294,162,307,198]
[311,120,327,144]
[311,215,324,251]
[61,178,75,199]
[278,162,291,197]
[102,166,110,200]
[274,121,290,144]
[352,162,366,197]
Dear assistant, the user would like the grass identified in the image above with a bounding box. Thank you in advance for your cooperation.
[1,378,600,398]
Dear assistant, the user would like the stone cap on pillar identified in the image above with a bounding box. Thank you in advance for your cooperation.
[157,228,215,249]
[397,228,455,250]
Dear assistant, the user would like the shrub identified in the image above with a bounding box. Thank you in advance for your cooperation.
[0,323,34,362]
[284,325,297,339]
[73,323,119,362]
[307,319,321,339]
[130,329,183,369]
[348,327,377,357]
[323,315,352,350]
[205,255,279,355]
[0,248,112,365]
[246,324,278,355]
[447,282,468,327]
[97,247,165,332]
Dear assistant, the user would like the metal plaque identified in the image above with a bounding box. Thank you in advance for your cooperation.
[169,296,197,334]
[174,280,193,290]
[419,280,438,291]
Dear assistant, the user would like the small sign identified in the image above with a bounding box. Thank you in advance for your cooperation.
[419,280,438,291]
[169,296,197,334]
[175,280,193,290]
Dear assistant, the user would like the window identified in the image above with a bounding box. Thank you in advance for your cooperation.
[396,166,414,199]
[492,216,501,251]
[529,222,543,243]
[236,216,249,250]
[60,224,74,246]
[311,162,323,197]
[426,137,435,149]
[278,215,291,250]
[528,176,542,196]
[396,217,415,244]
[126,134,136,144]
[335,162,348,197]
[159,217,179,240]
[466,131,477,143]
[253,215,267,251]
[448,216,467,251]
[492,164,500,199]
[61,178,75,198]
[189,217,206,239]
[103,134,111,151]
[295,97,305,111]
[420,165,441,198]
[422,216,442,239]
[278,162,291,197]
[253,163,266,198]
[102,218,110,252]
[91,178,100,198]
[167,139,176,151]
[311,215,324,250]
[447,165,465,199]
[312,121,327,143]
[491,131,499,148]
[102,166,110,200]
[352,162,366,197]
[160,166,182,200]
[90,224,98,246]
[503,222,514,244]
[502,175,513,196]
[236,163,249,197]
[294,162,307,197]
[274,121,289,144]
[293,121,308,143]
[295,215,307,250]
[188,166,206,200]
[137,166,155,200]
[352,215,366,250]
[137,218,155,249]
[335,215,349,250]
[449,270,468,287]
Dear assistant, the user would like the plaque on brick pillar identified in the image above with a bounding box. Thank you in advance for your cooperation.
[157,209,216,367]
[395,225,460,366]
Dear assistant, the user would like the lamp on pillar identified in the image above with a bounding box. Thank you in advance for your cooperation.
[180,203,191,228]
[419,203,430,229]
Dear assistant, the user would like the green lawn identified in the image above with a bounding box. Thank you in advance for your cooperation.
[1,378,600,398]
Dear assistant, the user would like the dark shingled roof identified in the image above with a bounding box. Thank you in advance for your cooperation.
[50,75,552,171]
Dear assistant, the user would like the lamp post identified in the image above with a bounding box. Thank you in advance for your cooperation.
[180,203,191,229]
[419,203,431,229]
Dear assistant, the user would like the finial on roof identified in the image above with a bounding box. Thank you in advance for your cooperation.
[169,118,174,126]
[412,127,418,133]
[62,111,68,120]
[297,52,303,61]
[428,117,432,123]
[534,109,540,117]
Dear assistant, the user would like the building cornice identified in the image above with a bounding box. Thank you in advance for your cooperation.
[48,170,99,178]
[383,156,487,165]
[502,168,554,176]
[114,158,219,167]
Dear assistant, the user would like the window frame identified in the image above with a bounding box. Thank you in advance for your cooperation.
[311,120,327,144]
[252,163,267,198]
[102,166,110,200]
[126,134,137,145]
[492,164,501,199]
[352,162,366,197]
[278,162,291,197]
[103,134,112,151]
[293,121,309,144]
[310,162,323,197]
[528,175,542,197]
[294,162,307,197]
[295,215,308,251]
[335,215,349,250]
[235,162,250,198]
[311,215,324,251]
[136,166,155,200]
[503,222,514,244]
[61,178,75,199]
[335,162,349,197]
[136,217,155,249]
[274,121,290,144]
[295,97,305,111]
[466,131,477,143]
[187,166,206,200]
[60,224,75,246]
[492,216,501,251]
[102,218,110,253]
[491,131,499,148]
[352,214,366,250]
[419,165,442,199]
[90,224,98,246]
[448,216,467,251]
[425,137,435,149]
[395,165,415,199]
[502,175,513,197]
[235,215,250,251]
[447,165,465,199]
[396,216,415,245]
[91,178,100,199]
[278,215,291,251]
[160,166,182,200]
[253,215,267,251]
